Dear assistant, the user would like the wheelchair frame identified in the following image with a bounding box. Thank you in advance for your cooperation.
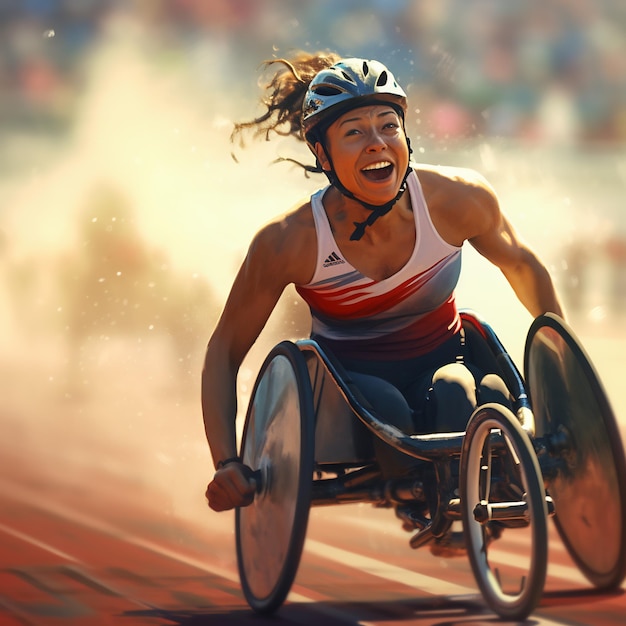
[234,310,626,620]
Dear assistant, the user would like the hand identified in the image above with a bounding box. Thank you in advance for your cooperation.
[205,462,257,512]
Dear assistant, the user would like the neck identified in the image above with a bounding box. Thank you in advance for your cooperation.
[325,183,412,242]
[340,166,412,240]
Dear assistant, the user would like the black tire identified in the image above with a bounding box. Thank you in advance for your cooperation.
[235,341,315,614]
[460,403,548,620]
[525,313,626,589]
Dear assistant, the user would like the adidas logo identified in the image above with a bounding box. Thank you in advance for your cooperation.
[323,251,345,268]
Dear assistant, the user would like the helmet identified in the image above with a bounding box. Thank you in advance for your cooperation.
[302,58,407,144]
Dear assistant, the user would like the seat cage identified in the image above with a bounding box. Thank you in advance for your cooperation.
[297,309,534,465]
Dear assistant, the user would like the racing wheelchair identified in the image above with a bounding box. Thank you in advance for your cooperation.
[234,310,626,620]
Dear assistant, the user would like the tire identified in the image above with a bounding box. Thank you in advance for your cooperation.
[460,403,548,620]
[525,313,626,589]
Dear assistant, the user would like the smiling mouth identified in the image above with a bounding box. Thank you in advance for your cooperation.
[362,161,394,181]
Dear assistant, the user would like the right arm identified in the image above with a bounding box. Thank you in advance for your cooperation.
[202,204,315,511]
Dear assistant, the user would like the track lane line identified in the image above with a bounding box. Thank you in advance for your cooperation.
[0,521,81,563]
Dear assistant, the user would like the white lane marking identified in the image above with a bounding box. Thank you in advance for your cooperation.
[304,539,572,626]
[310,507,585,583]
[318,506,569,555]
[305,538,473,596]
[0,479,314,602]
[305,535,588,590]
[0,521,80,563]
[0,476,589,589]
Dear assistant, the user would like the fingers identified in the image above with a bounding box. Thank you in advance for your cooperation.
[206,463,257,512]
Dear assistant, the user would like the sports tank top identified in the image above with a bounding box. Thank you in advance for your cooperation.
[295,169,462,361]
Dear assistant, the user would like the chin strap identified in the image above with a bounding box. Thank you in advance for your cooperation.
[323,163,412,241]
[348,173,410,241]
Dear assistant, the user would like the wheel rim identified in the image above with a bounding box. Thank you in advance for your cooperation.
[461,405,548,619]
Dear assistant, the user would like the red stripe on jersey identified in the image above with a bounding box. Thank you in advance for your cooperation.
[298,258,447,320]
[314,296,461,360]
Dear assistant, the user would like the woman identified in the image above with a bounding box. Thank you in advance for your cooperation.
[202,51,563,520]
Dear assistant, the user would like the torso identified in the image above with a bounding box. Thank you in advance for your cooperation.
[291,163,485,284]
[295,169,463,360]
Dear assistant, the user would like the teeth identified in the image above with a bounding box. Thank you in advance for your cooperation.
[362,161,392,171]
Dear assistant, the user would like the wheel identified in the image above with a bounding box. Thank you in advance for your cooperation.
[235,341,315,614]
[460,403,548,620]
[525,313,626,589]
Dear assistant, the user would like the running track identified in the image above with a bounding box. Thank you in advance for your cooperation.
[1,334,625,626]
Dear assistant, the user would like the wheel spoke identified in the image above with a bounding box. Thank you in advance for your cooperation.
[478,433,492,502]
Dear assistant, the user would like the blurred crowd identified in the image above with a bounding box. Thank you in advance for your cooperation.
[1,0,625,144]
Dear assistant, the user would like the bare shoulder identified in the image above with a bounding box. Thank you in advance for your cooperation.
[414,163,500,244]
[247,198,317,286]
[416,163,496,200]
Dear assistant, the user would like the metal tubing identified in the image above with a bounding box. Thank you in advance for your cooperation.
[473,500,529,524]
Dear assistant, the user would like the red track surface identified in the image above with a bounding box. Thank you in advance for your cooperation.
[1,343,625,625]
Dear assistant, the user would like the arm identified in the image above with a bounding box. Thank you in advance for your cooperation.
[202,206,314,511]
[422,164,564,319]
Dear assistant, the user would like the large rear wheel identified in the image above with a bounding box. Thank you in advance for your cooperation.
[525,313,626,589]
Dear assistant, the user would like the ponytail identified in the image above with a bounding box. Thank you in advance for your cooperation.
[231,50,340,147]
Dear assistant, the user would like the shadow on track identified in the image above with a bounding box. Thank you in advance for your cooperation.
[122,595,531,625]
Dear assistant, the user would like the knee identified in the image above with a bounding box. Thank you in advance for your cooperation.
[348,372,417,478]
[478,373,512,409]
[349,372,414,432]
[428,363,477,432]
[431,362,477,407]
[432,362,475,387]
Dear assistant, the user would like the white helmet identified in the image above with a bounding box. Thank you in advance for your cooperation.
[302,58,407,144]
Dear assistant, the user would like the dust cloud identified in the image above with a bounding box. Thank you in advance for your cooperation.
[0,22,317,524]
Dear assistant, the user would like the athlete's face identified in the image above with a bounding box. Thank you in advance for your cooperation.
[315,104,409,206]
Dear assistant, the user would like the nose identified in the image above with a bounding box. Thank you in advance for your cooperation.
[365,130,387,153]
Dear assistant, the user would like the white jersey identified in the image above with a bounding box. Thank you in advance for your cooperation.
[296,169,463,360]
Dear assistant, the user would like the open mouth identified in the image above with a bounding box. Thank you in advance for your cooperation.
[361,161,394,181]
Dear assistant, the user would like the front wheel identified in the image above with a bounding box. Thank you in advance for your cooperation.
[460,403,548,620]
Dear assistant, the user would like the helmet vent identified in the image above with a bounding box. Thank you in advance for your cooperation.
[313,85,343,96]
[340,70,357,84]
[302,58,408,138]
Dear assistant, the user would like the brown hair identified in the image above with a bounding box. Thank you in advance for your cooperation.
[231,50,341,148]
